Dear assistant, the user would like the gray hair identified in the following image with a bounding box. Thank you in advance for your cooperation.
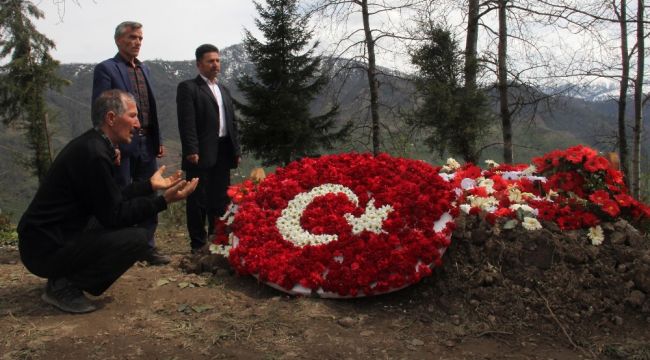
[92,90,135,126]
[114,21,143,39]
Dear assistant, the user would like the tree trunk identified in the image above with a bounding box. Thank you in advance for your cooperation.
[361,0,381,156]
[498,0,513,163]
[632,0,644,198]
[28,94,51,182]
[617,0,630,187]
[461,0,481,163]
[464,0,479,93]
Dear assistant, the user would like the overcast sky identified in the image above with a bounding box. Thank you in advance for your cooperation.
[34,0,261,63]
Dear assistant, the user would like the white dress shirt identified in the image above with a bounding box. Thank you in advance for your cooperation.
[200,74,227,137]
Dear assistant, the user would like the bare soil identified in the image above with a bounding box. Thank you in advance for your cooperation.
[1,218,649,360]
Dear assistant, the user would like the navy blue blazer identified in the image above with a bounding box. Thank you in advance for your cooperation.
[92,54,162,153]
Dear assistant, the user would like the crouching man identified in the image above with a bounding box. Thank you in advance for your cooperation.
[17,89,198,314]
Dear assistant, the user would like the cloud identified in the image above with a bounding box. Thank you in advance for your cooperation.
[34,0,260,63]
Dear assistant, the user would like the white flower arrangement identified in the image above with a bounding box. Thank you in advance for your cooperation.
[275,183,394,247]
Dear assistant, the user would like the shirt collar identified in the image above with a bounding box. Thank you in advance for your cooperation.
[199,74,218,86]
[94,127,116,149]
[117,53,141,67]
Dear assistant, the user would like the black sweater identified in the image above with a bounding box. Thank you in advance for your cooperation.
[18,129,167,257]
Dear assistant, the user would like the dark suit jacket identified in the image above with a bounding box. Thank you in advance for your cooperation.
[176,76,240,171]
[92,54,161,153]
[18,129,167,266]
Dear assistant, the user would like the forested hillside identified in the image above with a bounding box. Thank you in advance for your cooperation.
[0,43,647,220]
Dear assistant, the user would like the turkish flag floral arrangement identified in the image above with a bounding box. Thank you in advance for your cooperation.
[213,153,457,297]
[212,146,650,297]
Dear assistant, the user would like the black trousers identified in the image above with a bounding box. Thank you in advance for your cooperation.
[185,138,233,250]
[19,227,149,296]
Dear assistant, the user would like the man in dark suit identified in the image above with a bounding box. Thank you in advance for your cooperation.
[18,90,198,313]
[176,44,240,253]
[92,21,168,265]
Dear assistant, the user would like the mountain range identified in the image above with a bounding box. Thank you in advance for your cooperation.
[0,43,647,220]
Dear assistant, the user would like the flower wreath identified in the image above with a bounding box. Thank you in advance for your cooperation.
[219,153,457,297]
[440,145,650,245]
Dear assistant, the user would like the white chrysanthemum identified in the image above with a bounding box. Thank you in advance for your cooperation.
[485,159,499,168]
[209,243,232,256]
[521,192,536,200]
[509,203,539,216]
[508,187,524,203]
[477,177,495,194]
[545,189,559,201]
[588,225,604,246]
[441,158,461,172]
[459,204,472,214]
[468,195,499,212]
[521,165,537,176]
[521,217,542,231]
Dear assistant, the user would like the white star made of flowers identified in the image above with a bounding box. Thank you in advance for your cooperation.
[344,199,393,235]
[276,184,394,247]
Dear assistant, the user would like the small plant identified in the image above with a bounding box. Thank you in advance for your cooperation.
[0,210,18,247]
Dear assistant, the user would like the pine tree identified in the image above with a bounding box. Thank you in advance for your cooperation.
[410,25,491,163]
[237,0,349,166]
[0,0,68,182]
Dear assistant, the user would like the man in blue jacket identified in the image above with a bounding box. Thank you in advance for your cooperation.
[92,21,168,265]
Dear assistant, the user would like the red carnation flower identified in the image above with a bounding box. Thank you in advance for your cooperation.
[600,200,621,217]
[614,193,633,207]
[589,190,611,205]
[584,156,610,172]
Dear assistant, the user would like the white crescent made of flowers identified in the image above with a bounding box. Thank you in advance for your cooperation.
[276,183,394,247]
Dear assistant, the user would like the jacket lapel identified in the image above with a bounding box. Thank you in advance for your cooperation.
[114,55,133,91]
[196,76,218,106]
